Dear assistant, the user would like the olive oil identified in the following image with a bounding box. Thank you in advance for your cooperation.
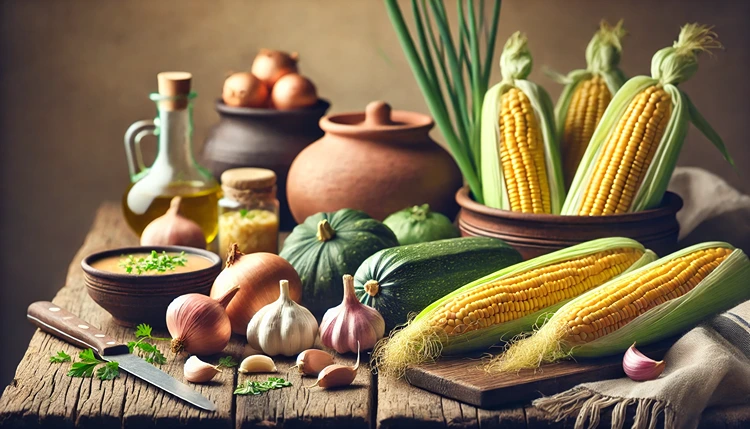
[122,181,221,244]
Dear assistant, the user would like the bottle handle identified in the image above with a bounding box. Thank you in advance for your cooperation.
[124,119,158,182]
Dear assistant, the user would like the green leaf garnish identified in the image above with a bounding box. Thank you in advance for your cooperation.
[50,350,72,363]
[218,356,238,368]
[128,323,169,365]
[239,209,249,218]
[66,349,119,380]
[96,361,120,380]
[118,251,188,275]
[234,377,292,396]
[135,323,153,338]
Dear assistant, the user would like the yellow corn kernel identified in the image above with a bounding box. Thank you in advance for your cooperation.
[561,75,612,187]
[499,87,552,214]
[578,85,672,215]
[429,248,644,336]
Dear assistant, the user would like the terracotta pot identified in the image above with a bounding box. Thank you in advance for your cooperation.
[456,186,683,260]
[201,99,331,229]
[286,101,462,222]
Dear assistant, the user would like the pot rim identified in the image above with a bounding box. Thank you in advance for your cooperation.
[455,186,683,224]
[81,245,221,282]
[215,98,331,117]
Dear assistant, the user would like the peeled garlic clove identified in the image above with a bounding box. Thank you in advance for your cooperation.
[308,342,360,389]
[623,343,665,381]
[184,356,220,383]
[294,349,335,376]
[238,355,277,374]
[140,196,206,248]
[320,275,385,354]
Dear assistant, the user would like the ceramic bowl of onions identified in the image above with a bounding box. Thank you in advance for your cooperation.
[81,245,221,327]
[201,48,330,230]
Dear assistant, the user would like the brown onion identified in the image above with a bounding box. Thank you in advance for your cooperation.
[140,197,206,248]
[167,287,238,355]
[210,244,303,334]
[271,73,318,110]
[251,49,299,86]
[222,72,269,108]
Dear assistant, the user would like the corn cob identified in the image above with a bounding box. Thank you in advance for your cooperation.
[552,21,627,187]
[372,238,656,377]
[563,24,733,216]
[481,32,565,214]
[488,242,750,372]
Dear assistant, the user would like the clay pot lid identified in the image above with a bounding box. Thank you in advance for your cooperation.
[221,168,277,190]
[320,101,434,138]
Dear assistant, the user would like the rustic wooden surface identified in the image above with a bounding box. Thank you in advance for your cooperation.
[0,202,748,428]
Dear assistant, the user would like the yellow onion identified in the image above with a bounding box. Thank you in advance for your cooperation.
[271,73,318,110]
[167,286,239,355]
[140,197,206,249]
[222,72,269,108]
[251,49,299,86]
[210,244,303,334]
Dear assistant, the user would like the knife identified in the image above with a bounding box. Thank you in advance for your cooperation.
[27,301,216,412]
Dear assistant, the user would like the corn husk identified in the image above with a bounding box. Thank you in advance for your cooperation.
[562,23,732,215]
[488,242,750,372]
[372,237,656,377]
[480,32,565,213]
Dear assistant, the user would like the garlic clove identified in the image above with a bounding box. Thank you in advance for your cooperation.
[294,349,335,376]
[238,355,277,374]
[184,355,220,383]
[623,343,666,381]
[320,275,385,354]
[308,342,360,389]
[140,197,207,249]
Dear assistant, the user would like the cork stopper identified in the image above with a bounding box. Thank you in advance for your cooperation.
[157,71,192,110]
[221,168,276,190]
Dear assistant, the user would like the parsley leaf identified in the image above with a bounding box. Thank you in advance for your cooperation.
[78,348,99,364]
[96,361,120,380]
[218,356,238,368]
[133,342,167,365]
[50,350,72,363]
[234,377,292,396]
[68,361,98,378]
[135,323,152,338]
[239,209,249,218]
[118,251,188,275]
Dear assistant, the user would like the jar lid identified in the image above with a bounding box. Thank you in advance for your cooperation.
[221,168,276,190]
[319,100,433,140]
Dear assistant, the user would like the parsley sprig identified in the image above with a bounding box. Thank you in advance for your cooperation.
[49,350,72,363]
[127,323,169,365]
[234,377,292,395]
[118,251,188,275]
[218,356,238,369]
[65,349,119,380]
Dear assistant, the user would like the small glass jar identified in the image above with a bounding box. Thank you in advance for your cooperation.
[218,168,280,256]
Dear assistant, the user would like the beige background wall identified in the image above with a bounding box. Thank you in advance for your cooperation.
[1,0,748,384]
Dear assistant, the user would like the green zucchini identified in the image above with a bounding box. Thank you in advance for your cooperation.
[353,237,522,332]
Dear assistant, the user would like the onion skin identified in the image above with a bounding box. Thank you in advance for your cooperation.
[271,73,318,110]
[167,287,238,356]
[251,49,299,86]
[210,245,303,334]
[222,72,269,108]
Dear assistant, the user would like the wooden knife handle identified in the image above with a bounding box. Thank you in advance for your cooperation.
[27,301,129,356]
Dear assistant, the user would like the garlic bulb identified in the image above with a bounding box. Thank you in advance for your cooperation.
[140,197,206,248]
[167,287,239,355]
[320,274,385,353]
[294,349,335,376]
[246,280,318,356]
[184,356,220,383]
[238,355,277,374]
[623,343,666,381]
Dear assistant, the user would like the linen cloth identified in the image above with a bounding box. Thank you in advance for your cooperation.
[532,167,750,429]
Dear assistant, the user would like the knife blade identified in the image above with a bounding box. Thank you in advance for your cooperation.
[27,301,216,412]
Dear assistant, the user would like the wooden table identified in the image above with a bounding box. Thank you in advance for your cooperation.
[1,203,748,428]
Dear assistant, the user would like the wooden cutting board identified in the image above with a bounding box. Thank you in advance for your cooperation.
[403,341,671,409]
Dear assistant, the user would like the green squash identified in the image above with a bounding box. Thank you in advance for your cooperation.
[280,209,399,319]
[354,237,522,332]
[383,204,459,245]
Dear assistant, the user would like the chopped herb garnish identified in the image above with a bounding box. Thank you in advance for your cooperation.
[67,349,119,380]
[50,350,72,363]
[127,323,170,365]
[234,377,292,396]
[218,356,238,368]
[118,251,188,275]
[239,209,249,218]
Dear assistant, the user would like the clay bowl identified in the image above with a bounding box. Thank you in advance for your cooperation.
[82,246,222,327]
[456,186,683,260]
